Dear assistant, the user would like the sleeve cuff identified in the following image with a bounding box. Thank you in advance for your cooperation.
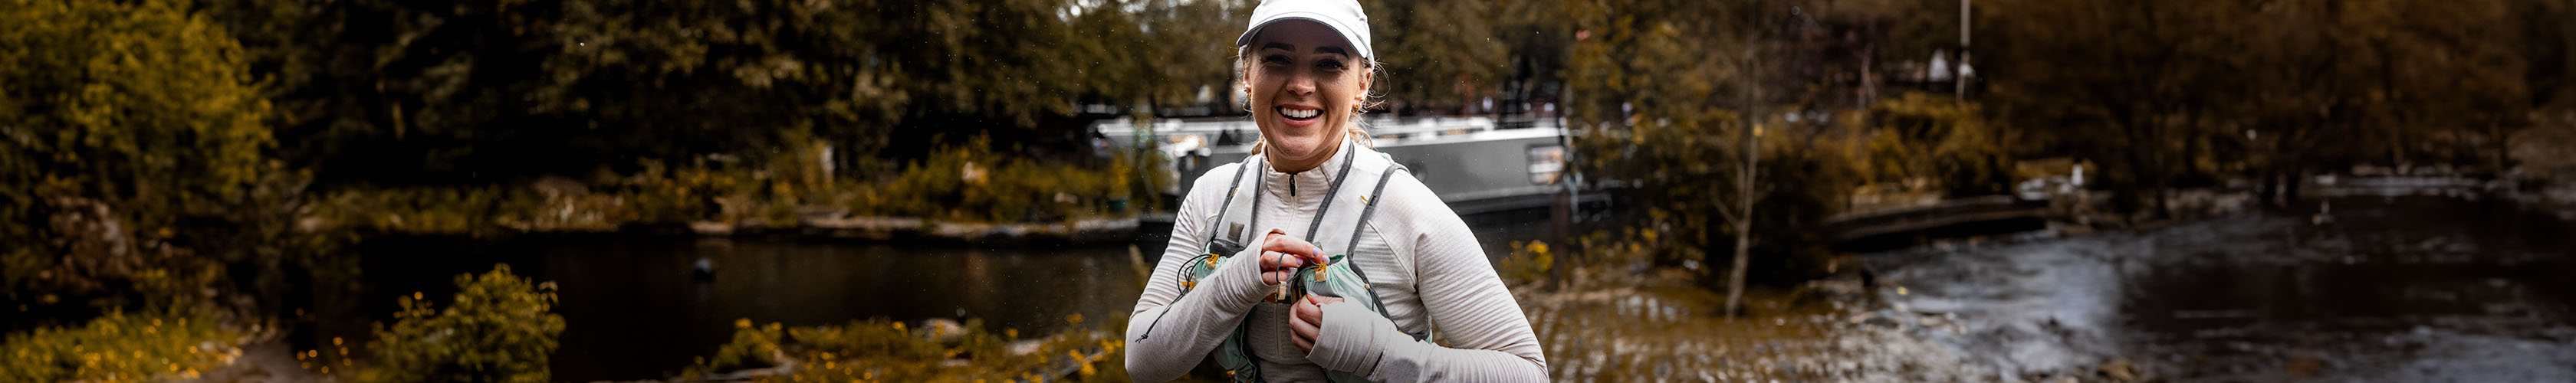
[1306,300,1395,375]
[1211,228,1286,309]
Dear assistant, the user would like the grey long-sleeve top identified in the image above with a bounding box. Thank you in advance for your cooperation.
[1124,139,1547,382]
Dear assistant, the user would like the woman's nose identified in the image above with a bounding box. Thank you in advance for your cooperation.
[1286,70,1317,96]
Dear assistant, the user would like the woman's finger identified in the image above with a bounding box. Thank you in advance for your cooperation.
[1293,295,1326,324]
[1268,268,1301,286]
[1257,250,1303,286]
[1259,250,1304,272]
[1286,307,1319,351]
[1260,233,1327,263]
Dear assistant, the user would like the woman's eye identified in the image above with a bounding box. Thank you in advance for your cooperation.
[1316,60,1346,71]
[1263,55,1292,66]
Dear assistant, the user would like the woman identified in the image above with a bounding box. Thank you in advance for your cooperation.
[1122,1,1546,381]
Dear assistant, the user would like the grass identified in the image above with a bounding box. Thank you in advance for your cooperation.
[685,314,1132,383]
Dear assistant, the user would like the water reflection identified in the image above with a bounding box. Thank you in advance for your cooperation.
[349,236,1145,381]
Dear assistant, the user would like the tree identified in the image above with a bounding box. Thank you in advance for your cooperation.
[205,0,1196,185]
[1363,0,1508,114]
[1562,0,1873,315]
[0,0,280,314]
[1981,0,2546,214]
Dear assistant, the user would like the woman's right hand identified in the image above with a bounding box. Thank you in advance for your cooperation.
[1257,231,1326,286]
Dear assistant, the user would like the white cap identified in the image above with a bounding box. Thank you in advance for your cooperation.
[1235,0,1373,61]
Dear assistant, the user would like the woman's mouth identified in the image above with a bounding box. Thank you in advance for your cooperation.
[1275,106,1321,121]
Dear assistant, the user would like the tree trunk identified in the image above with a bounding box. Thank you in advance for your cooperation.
[1723,218,1753,316]
[1723,88,1761,317]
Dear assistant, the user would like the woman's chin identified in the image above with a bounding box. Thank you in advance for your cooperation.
[1273,142,1318,158]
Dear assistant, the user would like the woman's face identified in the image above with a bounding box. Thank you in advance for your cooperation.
[1244,20,1370,167]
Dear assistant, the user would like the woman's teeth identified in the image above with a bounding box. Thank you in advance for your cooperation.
[1276,106,1319,120]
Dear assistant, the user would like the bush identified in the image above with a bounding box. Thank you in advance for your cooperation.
[0,311,238,382]
[351,265,564,383]
[0,0,293,319]
[310,132,1171,235]
[1503,226,1691,290]
[1572,105,1868,288]
[862,135,1156,223]
[1868,93,2016,198]
[687,315,1129,382]
[1497,241,1556,287]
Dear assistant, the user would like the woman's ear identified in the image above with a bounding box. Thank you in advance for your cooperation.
[1356,67,1374,102]
[1237,57,1252,90]
[1239,58,1257,110]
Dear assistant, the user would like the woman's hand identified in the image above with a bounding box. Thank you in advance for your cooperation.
[1257,231,1326,286]
[1290,294,1346,352]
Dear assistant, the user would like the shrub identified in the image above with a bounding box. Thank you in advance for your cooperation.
[351,265,564,383]
[0,0,294,319]
[0,311,238,382]
[1868,93,2016,198]
[863,135,1157,223]
[687,315,1129,382]
[1498,241,1556,287]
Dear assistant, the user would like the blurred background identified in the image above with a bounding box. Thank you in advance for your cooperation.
[5,0,2575,381]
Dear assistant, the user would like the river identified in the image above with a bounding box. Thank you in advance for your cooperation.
[314,208,1566,381]
[307,195,2574,381]
[1865,195,2576,381]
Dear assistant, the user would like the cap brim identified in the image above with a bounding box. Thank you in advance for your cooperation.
[1235,14,1371,60]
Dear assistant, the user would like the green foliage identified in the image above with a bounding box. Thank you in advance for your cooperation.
[0,0,274,221]
[1562,0,1871,287]
[1868,93,2014,198]
[352,265,564,383]
[1502,226,1712,290]
[1980,0,2573,213]
[686,316,1129,382]
[201,0,1248,185]
[0,311,238,382]
[1497,241,1557,287]
[864,136,1158,223]
[0,0,345,321]
[313,186,538,236]
[308,135,1167,235]
[1751,129,1871,283]
[1363,0,1509,112]
[1063,0,1254,115]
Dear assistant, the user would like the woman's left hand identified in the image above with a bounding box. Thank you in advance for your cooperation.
[1289,293,1346,352]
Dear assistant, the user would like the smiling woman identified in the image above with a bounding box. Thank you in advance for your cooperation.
[1239,19,1377,172]
[1122,1,1548,382]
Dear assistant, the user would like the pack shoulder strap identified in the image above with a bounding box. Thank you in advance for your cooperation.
[1202,154,1261,244]
[1342,160,1431,342]
[1301,142,1361,242]
[1344,162,1405,255]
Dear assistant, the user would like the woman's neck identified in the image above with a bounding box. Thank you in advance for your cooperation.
[1265,133,1345,174]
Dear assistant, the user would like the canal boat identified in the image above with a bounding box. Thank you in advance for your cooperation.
[1096,115,1597,218]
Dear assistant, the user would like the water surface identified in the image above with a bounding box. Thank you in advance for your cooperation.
[1868,196,2576,381]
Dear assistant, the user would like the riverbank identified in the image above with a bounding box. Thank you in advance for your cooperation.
[301,135,1171,244]
[1516,270,2017,381]
[306,187,1162,244]
[1512,185,2576,381]
[1503,232,2034,381]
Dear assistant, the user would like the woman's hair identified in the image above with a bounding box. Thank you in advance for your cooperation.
[1239,44,1383,155]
